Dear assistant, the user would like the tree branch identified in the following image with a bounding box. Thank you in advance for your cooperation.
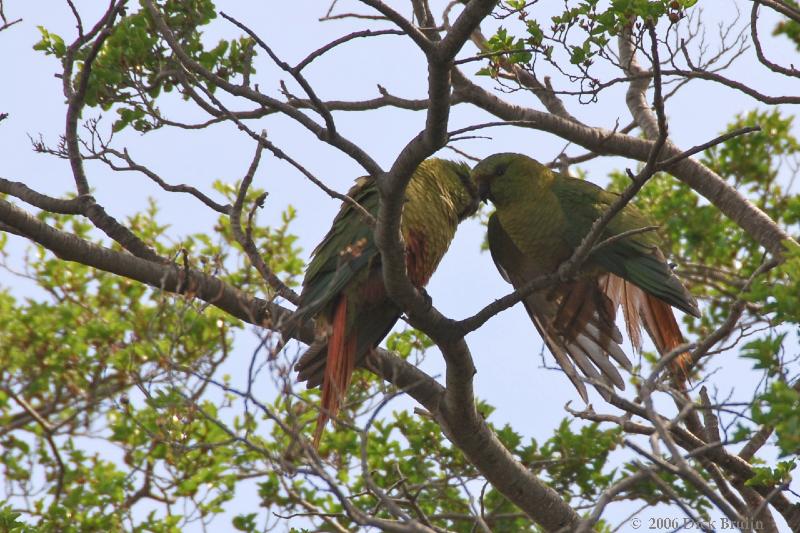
[229,133,300,304]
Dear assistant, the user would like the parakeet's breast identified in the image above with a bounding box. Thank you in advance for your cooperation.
[400,161,469,287]
[401,191,459,287]
[496,193,569,274]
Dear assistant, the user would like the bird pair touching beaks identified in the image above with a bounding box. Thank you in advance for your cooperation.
[288,153,700,446]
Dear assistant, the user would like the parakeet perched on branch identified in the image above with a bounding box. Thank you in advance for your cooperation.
[292,158,477,445]
[472,153,699,400]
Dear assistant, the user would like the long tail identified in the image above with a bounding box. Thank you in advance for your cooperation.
[640,292,692,382]
[520,279,632,401]
[602,274,691,385]
[313,295,357,447]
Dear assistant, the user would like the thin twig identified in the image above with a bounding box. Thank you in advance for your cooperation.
[220,11,338,135]
[295,28,405,71]
[229,133,300,304]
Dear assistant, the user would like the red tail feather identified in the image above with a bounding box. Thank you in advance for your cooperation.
[642,293,692,383]
[603,274,691,385]
[313,296,357,447]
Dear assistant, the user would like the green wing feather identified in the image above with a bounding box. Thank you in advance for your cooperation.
[295,177,380,321]
[551,176,700,317]
[487,212,627,399]
[486,213,516,284]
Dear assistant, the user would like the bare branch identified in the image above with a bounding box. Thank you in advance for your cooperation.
[660,67,800,104]
[5,389,66,504]
[657,125,762,168]
[229,133,301,305]
[296,29,405,71]
[357,0,435,55]
[752,0,800,78]
[0,16,20,32]
[220,11,338,134]
[63,0,124,195]
[141,0,383,177]
[99,148,230,214]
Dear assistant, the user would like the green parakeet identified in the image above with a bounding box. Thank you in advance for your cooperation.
[472,153,699,400]
[292,158,477,445]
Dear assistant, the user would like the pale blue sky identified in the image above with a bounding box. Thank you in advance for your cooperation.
[1,0,798,530]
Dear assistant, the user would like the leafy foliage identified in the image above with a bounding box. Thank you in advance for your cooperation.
[609,109,800,335]
[34,0,255,132]
[479,0,697,78]
[772,0,800,50]
[0,198,300,530]
[606,108,800,498]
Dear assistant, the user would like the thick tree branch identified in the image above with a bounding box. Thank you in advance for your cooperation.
[0,177,88,214]
[0,174,164,263]
[0,197,301,337]
[364,2,584,530]
[63,1,122,196]
[375,0,497,321]
[618,28,659,139]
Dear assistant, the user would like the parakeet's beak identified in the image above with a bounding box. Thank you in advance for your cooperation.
[476,177,491,203]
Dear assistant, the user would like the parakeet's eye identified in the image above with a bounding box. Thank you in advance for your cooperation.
[494,163,508,176]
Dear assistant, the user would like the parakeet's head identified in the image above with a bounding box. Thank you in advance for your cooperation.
[444,160,481,221]
[407,159,480,224]
[471,153,551,208]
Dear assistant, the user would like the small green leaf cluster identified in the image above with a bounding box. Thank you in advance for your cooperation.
[34,0,256,132]
[746,242,800,326]
[0,505,31,533]
[773,0,800,51]
[745,245,800,457]
[477,27,533,78]
[753,381,800,456]
[480,0,697,76]
[385,328,433,360]
[747,459,796,486]
[527,419,622,501]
